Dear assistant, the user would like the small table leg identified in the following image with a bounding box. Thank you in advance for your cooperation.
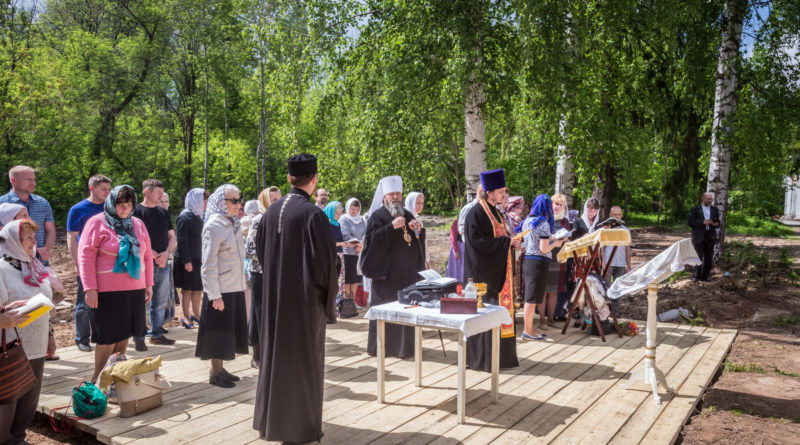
[491,327,499,403]
[457,334,466,424]
[415,326,422,387]
[377,320,385,404]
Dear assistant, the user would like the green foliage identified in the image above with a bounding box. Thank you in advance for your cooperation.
[0,0,798,227]
[773,314,799,328]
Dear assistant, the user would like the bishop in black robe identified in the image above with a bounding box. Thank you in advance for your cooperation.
[463,201,520,371]
[253,186,338,443]
[360,205,426,358]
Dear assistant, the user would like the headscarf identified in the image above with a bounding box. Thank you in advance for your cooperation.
[405,192,423,217]
[244,200,260,217]
[367,176,402,217]
[183,188,206,218]
[104,185,141,279]
[0,220,50,287]
[339,198,364,225]
[0,203,25,226]
[205,184,242,233]
[323,201,342,226]
[504,196,524,232]
[524,194,555,233]
[581,198,601,233]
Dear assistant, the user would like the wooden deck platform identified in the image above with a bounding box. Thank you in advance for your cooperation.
[38,315,736,444]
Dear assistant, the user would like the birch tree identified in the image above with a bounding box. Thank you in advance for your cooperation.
[707,0,746,259]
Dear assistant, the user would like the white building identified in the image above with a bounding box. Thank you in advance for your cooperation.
[785,176,800,220]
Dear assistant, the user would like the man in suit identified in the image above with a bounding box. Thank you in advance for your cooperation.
[688,192,720,282]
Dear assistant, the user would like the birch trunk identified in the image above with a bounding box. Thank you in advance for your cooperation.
[464,79,486,201]
[555,120,575,208]
[707,0,745,261]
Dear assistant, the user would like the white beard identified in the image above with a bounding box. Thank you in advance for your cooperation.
[385,201,404,218]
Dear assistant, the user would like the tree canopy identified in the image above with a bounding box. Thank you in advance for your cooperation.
[1,0,798,225]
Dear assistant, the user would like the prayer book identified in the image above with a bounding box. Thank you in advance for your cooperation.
[417,269,457,287]
[14,293,55,328]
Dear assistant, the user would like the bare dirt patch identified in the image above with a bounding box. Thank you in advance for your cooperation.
[24,224,800,444]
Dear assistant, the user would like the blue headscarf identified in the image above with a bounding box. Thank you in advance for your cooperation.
[103,185,141,279]
[323,201,342,226]
[523,194,555,233]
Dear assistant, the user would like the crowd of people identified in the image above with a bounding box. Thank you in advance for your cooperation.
[0,157,720,444]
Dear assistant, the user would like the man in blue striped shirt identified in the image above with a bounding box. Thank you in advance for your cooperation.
[0,166,55,265]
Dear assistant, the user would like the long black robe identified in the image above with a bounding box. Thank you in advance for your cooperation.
[360,205,426,358]
[253,187,338,443]
[463,201,519,371]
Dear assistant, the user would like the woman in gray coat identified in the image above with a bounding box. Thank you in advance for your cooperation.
[195,184,248,388]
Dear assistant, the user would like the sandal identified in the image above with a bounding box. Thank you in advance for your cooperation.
[45,353,60,361]
[181,319,195,329]
[190,315,200,325]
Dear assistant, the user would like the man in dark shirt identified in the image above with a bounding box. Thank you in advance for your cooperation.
[66,174,112,352]
[132,179,177,350]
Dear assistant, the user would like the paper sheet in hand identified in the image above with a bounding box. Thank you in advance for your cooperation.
[417,269,457,287]
[513,230,530,240]
[15,293,54,328]
[554,228,572,240]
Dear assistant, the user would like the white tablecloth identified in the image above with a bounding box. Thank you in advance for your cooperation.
[607,238,701,300]
[364,301,513,340]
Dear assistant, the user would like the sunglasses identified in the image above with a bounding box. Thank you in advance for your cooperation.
[225,198,243,204]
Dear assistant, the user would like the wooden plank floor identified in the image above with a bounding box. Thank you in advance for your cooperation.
[38,315,736,445]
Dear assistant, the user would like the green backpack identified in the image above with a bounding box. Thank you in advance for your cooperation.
[72,381,107,419]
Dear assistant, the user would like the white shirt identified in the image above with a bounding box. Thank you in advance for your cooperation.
[701,204,711,220]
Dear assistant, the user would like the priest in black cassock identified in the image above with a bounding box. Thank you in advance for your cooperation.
[253,154,338,443]
[360,175,426,358]
[463,168,521,371]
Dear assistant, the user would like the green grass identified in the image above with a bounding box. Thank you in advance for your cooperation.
[724,360,767,374]
[726,212,795,238]
[774,314,800,328]
[728,407,746,416]
[768,366,799,377]
[623,211,794,238]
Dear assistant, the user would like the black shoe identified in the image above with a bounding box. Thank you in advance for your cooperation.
[149,335,176,345]
[135,340,148,352]
[220,368,240,382]
[209,372,235,388]
[76,342,92,352]
[162,328,169,334]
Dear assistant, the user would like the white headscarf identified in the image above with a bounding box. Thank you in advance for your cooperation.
[581,198,601,233]
[404,191,424,227]
[340,198,364,225]
[367,176,403,217]
[183,188,206,218]
[244,200,260,217]
[205,184,241,233]
[0,220,49,287]
[0,203,25,226]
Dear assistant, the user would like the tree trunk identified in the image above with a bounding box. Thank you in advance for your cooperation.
[203,60,209,191]
[256,59,267,190]
[554,119,575,208]
[592,161,614,221]
[464,79,486,201]
[708,0,745,261]
[451,128,462,208]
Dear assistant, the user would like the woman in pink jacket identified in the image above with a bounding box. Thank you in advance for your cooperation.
[79,185,154,382]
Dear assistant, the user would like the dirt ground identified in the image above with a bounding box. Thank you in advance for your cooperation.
[24,223,800,444]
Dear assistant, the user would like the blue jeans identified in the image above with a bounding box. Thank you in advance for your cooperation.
[74,277,93,345]
[134,263,171,340]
